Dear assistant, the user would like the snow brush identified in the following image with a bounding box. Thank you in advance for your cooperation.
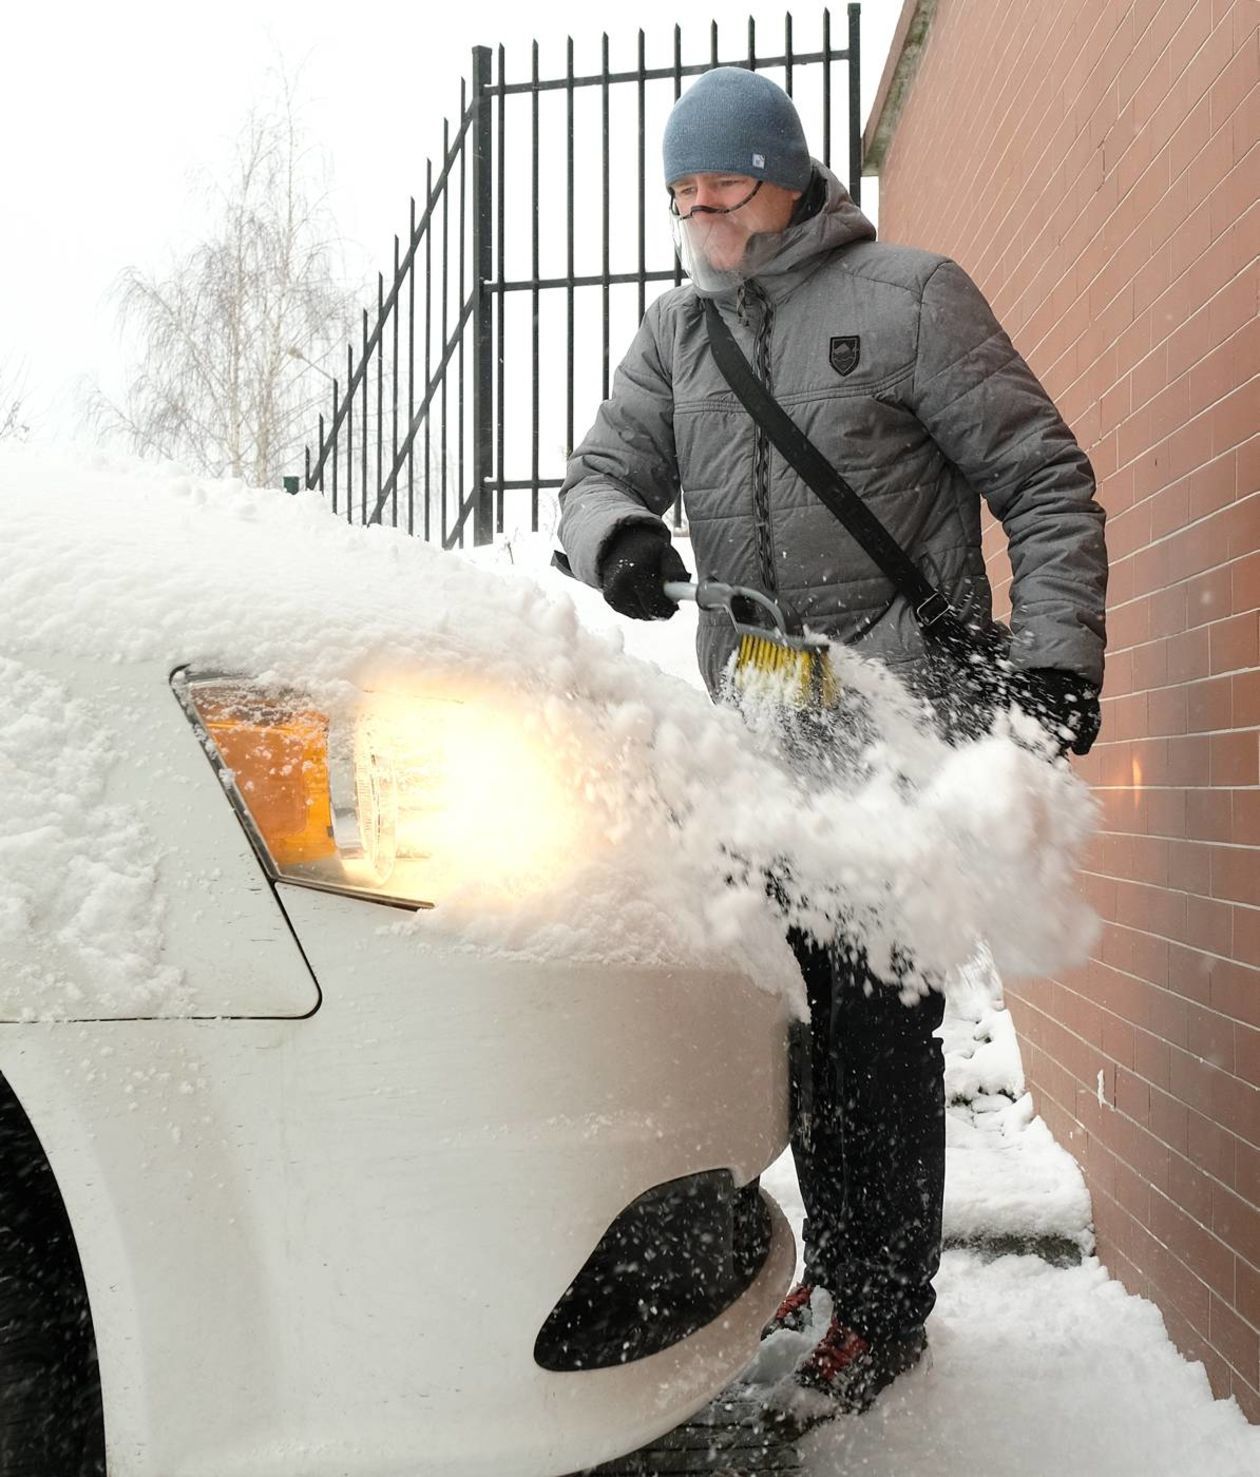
[663,579,838,710]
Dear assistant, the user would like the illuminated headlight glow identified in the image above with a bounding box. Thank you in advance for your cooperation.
[176,674,596,908]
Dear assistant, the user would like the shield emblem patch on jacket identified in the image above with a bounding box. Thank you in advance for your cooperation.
[829,335,860,377]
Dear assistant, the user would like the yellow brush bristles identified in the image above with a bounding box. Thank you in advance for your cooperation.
[733,633,839,709]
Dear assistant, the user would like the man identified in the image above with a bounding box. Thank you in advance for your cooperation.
[559,66,1107,1413]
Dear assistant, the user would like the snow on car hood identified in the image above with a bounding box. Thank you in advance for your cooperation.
[1,447,1099,1016]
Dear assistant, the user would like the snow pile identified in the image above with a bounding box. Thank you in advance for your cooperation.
[3,448,1098,1012]
[939,956,1093,1250]
[798,1254,1260,1476]
[0,656,185,1016]
[945,1097,1094,1250]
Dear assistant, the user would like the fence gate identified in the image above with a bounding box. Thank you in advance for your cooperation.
[301,5,863,548]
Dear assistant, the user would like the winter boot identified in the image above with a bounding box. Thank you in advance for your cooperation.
[761,1281,815,1337]
[794,1317,927,1412]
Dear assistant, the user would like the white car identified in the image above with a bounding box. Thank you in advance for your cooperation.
[0,451,795,1477]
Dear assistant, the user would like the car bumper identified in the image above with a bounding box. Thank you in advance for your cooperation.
[1,886,792,1476]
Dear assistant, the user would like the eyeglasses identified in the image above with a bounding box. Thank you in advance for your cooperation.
[668,178,764,219]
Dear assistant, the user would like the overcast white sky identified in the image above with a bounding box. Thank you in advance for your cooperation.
[1,0,903,444]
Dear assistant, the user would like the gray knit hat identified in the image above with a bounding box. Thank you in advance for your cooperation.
[663,67,811,191]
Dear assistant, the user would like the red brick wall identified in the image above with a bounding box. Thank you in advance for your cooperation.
[873,0,1260,1419]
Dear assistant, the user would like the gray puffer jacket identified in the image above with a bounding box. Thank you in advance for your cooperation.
[559,165,1107,697]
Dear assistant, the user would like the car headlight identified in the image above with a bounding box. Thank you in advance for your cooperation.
[174,672,595,909]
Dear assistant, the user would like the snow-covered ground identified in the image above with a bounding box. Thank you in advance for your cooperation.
[761,1247,1260,1476]
[754,1010,1260,1476]
[2,455,1257,1470]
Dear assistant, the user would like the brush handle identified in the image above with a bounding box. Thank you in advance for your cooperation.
[663,578,800,638]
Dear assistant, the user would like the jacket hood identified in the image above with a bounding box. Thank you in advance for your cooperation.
[687,160,877,301]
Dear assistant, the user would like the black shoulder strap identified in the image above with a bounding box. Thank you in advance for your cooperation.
[702,296,953,631]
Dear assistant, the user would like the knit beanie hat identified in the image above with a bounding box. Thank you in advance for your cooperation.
[662,67,812,191]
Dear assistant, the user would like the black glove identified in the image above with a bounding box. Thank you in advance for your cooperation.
[1013,668,1102,756]
[598,525,690,620]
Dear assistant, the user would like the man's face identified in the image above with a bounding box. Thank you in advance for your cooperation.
[668,173,803,272]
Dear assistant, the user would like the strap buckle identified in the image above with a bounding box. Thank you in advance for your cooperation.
[915,592,952,628]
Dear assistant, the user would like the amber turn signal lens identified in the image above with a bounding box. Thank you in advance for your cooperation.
[191,687,336,867]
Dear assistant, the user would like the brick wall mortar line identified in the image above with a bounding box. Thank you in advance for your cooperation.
[1050,164,1256,404]
[1039,1116,1240,1293]
[1184,365,1260,427]
[1024,2,1240,277]
[1116,197,1260,362]
[1065,891,1260,962]
[1120,279,1259,420]
[1175,6,1242,93]
[924,0,1049,252]
[1107,1098,1242,1202]
[1097,515,1257,605]
[1099,663,1260,688]
[1081,138,1260,334]
[1038,1029,1260,1150]
[1010,56,1175,305]
[1014,993,1165,1094]
[1087,850,1252,880]
[961,1,1108,298]
[964,1,1125,243]
[977,0,1223,322]
[1103,1191,1215,1341]
[1069,153,1186,329]
[1089,786,1260,795]
[1113,0,1188,105]
[1104,573,1257,619]
[905,0,1117,284]
[1167,1141,1250,1214]
[1028,1082,1256,1260]
[1029,1102,1250,1312]
[1148,1186,1240,1283]
[1152,156,1246,282]
[1103,619,1255,652]
[896,1,962,236]
[1080,1,1238,210]
[1103,486,1258,561]
[1081,976,1253,1056]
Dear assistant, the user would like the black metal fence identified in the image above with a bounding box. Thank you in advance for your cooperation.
[301,6,863,548]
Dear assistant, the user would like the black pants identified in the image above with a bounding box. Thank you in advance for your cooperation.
[788,931,946,1342]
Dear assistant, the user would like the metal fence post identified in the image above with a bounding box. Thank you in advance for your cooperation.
[304,14,863,544]
[471,45,495,545]
[848,3,862,207]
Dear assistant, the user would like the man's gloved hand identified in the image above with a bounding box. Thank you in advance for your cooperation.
[1013,667,1102,756]
[598,524,691,620]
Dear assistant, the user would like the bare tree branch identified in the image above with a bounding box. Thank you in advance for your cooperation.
[93,80,355,486]
[0,358,30,442]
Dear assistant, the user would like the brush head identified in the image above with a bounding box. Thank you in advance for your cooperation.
[663,578,838,707]
[733,631,839,709]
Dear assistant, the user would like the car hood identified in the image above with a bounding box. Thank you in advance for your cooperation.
[0,448,1101,1023]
